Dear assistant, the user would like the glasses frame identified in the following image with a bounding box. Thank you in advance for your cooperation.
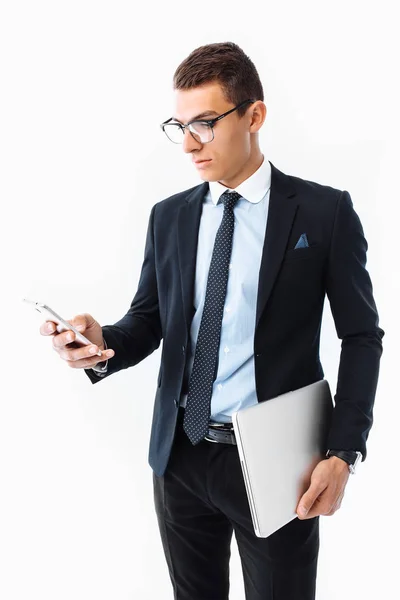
[160,98,256,144]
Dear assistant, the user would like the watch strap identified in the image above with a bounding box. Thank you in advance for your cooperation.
[326,449,362,474]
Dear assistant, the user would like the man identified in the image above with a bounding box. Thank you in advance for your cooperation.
[41,42,384,599]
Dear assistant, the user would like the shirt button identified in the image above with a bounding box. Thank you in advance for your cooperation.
[224,347,230,353]
[225,306,231,312]
[217,384,223,391]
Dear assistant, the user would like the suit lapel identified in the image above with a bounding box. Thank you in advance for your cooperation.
[177,181,208,333]
[177,161,298,335]
[254,163,298,330]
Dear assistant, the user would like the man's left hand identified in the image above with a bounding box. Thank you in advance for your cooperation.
[296,456,350,519]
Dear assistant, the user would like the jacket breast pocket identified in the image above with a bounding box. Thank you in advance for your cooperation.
[282,244,325,262]
[275,244,327,306]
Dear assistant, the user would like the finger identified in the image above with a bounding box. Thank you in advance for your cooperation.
[50,317,87,348]
[327,491,345,516]
[65,348,114,369]
[301,505,324,519]
[326,502,339,516]
[52,328,77,350]
[70,313,99,334]
[59,343,112,363]
[306,489,343,519]
[40,320,57,336]
[69,315,88,333]
[298,498,322,519]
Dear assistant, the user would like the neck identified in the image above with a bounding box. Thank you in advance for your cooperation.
[218,152,264,189]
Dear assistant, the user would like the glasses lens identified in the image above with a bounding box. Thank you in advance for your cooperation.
[163,123,184,144]
[162,122,214,144]
[188,122,213,143]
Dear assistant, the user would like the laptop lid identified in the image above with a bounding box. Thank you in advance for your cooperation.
[231,379,334,538]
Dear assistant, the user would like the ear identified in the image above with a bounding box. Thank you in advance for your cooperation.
[249,101,267,133]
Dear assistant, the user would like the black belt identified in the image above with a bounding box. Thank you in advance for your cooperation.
[205,423,237,445]
[177,406,237,445]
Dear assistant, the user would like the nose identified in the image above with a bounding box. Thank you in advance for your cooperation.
[182,128,202,154]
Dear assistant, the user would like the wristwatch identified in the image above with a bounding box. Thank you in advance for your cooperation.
[326,449,363,475]
[92,337,108,374]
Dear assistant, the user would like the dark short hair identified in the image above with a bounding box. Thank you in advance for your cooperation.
[172,42,264,119]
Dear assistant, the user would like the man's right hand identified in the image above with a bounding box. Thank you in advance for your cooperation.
[39,313,114,369]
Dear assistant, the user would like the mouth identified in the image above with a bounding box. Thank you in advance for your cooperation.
[194,159,212,166]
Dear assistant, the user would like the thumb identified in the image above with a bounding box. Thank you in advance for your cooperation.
[70,315,87,332]
[297,484,320,517]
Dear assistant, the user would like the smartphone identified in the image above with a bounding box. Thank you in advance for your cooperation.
[22,298,102,357]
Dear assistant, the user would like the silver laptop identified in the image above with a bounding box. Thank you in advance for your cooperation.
[231,379,334,538]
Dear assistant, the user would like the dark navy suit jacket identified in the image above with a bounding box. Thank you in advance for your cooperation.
[85,161,384,477]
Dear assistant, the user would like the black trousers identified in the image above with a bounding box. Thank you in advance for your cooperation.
[153,407,320,600]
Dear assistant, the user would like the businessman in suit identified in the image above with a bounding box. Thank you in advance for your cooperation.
[43,42,384,599]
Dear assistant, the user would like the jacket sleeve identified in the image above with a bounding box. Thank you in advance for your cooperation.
[325,190,385,461]
[84,203,162,384]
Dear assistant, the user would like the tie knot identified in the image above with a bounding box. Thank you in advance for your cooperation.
[219,190,241,211]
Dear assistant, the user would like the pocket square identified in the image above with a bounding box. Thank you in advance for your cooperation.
[294,233,309,249]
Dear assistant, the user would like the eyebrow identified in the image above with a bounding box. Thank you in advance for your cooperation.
[171,110,219,123]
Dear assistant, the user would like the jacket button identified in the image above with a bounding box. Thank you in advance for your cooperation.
[182,345,185,354]
[256,353,262,357]
[174,398,179,407]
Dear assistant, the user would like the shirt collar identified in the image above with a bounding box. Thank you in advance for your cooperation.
[208,155,271,207]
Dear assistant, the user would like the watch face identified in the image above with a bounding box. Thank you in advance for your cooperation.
[348,452,362,474]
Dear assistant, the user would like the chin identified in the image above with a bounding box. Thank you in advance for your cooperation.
[198,170,220,182]
[202,176,219,183]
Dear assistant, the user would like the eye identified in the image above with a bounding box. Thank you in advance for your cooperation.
[190,121,211,132]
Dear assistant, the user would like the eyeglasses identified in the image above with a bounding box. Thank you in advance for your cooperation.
[160,99,255,144]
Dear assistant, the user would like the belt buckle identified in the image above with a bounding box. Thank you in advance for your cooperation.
[205,419,234,444]
[204,434,220,443]
[205,425,235,444]
[205,424,225,443]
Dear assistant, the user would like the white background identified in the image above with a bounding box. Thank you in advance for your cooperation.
[1,1,399,598]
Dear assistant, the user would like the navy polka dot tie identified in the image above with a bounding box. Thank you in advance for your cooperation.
[183,190,241,445]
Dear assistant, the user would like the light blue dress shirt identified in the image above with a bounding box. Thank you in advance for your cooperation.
[180,155,271,422]
[93,156,272,425]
